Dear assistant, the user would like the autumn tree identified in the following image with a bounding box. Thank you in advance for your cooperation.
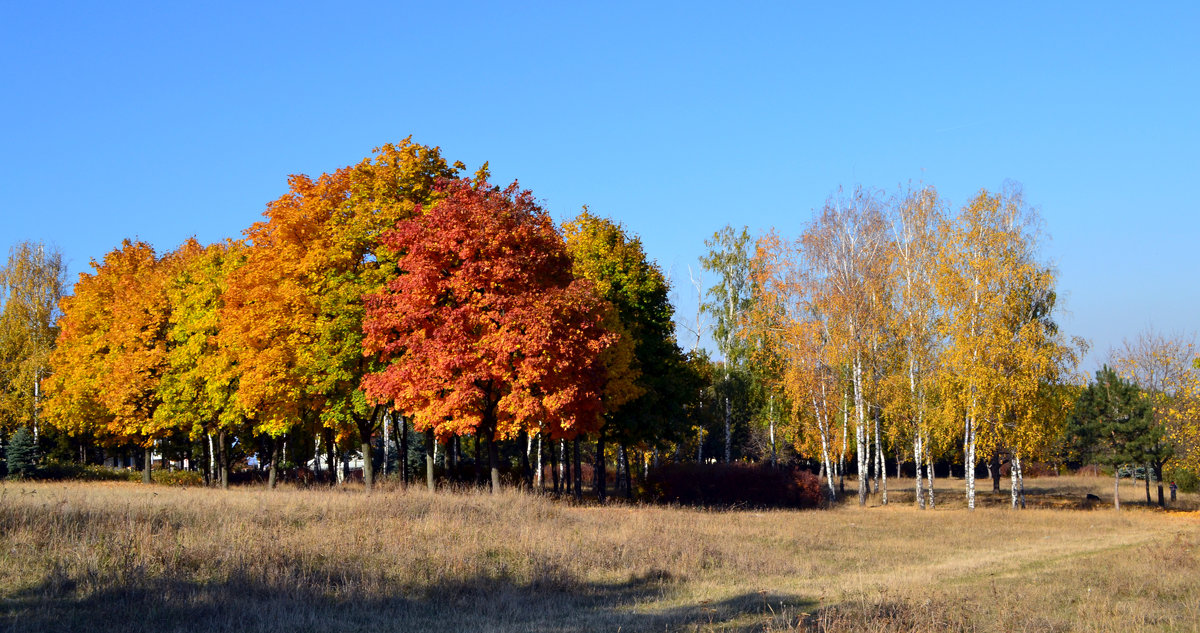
[743,230,792,471]
[363,179,614,493]
[157,239,245,488]
[884,186,943,508]
[801,188,889,505]
[43,240,173,483]
[0,241,66,443]
[1111,328,1198,505]
[935,186,1043,509]
[701,225,754,464]
[563,209,691,500]
[222,139,459,490]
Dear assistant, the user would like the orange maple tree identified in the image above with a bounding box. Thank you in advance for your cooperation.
[43,239,172,482]
[221,140,459,489]
[362,179,615,492]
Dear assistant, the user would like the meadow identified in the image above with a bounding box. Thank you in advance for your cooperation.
[0,475,1196,632]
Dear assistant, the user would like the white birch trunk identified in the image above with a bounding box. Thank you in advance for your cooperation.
[382,413,390,476]
[768,396,777,468]
[854,351,868,505]
[208,433,216,483]
[1114,470,1121,511]
[841,383,848,494]
[1016,456,1025,508]
[925,432,935,508]
[875,411,887,504]
[536,435,543,488]
[965,412,976,510]
[1010,452,1020,509]
[814,386,836,500]
[914,432,924,509]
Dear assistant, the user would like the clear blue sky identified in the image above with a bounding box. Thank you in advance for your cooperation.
[2,2,1196,371]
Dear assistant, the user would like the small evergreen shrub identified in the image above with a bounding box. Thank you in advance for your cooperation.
[6,426,37,478]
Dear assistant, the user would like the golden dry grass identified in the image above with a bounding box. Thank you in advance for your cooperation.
[0,475,1196,632]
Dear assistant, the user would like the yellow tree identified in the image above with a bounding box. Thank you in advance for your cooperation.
[934,184,1070,509]
[43,240,174,483]
[748,229,845,498]
[744,230,792,470]
[157,239,245,488]
[222,139,460,490]
[993,263,1081,507]
[884,186,944,508]
[0,241,66,441]
[801,186,889,505]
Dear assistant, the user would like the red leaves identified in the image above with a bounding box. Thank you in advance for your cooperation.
[363,179,613,441]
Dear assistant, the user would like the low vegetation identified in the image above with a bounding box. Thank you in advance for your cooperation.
[1,475,1196,632]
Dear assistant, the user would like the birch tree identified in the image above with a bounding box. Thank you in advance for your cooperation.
[0,241,66,442]
[801,187,888,505]
[885,187,943,508]
[701,226,753,463]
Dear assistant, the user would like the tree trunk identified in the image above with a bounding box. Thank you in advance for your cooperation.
[520,432,532,490]
[536,434,543,490]
[218,429,229,490]
[357,409,379,493]
[595,431,607,503]
[624,445,633,498]
[142,445,152,484]
[723,394,732,464]
[572,437,583,501]
[1114,470,1120,510]
[914,432,924,509]
[487,431,500,493]
[1144,462,1152,505]
[473,433,482,486]
[398,414,408,487]
[853,354,867,506]
[550,437,560,494]
[1016,455,1025,508]
[425,429,436,492]
[769,396,777,469]
[1156,463,1165,507]
[267,437,279,489]
[991,451,1002,494]
[925,435,935,509]
[964,412,977,510]
[324,427,337,487]
[207,433,215,485]
[1010,452,1020,509]
[875,409,887,504]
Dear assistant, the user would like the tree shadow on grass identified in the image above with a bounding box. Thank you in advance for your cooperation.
[1,566,814,633]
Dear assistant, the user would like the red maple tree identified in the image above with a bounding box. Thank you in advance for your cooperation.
[362,179,613,491]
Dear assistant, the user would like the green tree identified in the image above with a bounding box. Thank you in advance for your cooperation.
[6,426,36,477]
[563,209,691,500]
[1067,366,1155,510]
[700,225,753,464]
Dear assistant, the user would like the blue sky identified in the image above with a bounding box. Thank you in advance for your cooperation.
[2,2,1196,371]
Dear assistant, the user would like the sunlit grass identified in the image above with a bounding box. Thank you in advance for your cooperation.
[0,475,1195,632]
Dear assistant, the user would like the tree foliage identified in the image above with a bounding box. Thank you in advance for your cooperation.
[362,179,614,450]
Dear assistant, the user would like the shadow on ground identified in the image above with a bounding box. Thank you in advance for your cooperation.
[1,566,813,633]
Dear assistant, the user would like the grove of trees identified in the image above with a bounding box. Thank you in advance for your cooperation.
[2,139,1197,509]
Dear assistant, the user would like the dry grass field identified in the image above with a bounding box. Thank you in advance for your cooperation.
[0,475,1196,632]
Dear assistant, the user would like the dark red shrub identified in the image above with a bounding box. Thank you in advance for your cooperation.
[641,463,824,509]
